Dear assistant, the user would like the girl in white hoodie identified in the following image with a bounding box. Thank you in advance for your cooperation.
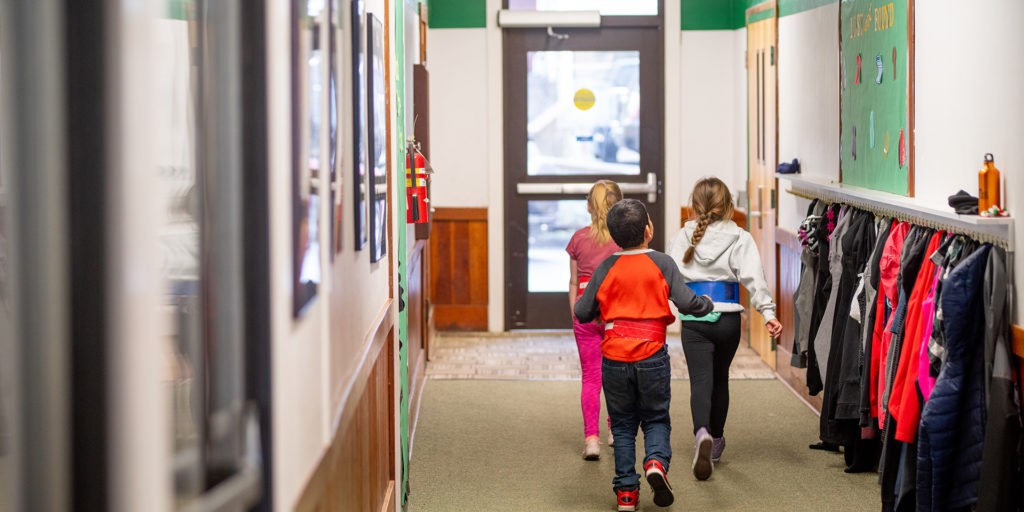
[667,177,783,481]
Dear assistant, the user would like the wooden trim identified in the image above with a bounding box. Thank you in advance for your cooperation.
[433,206,487,221]
[907,0,915,196]
[746,0,777,20]
[330,299,394,439]
[380,481,395,512]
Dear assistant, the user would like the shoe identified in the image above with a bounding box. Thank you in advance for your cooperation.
[693,427,714,481]
[644,459,675,507]
[615,488,639,512]
[711,436,726,462]
[583,436,600,461]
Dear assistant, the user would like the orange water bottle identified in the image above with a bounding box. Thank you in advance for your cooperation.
[978,153,1001,211]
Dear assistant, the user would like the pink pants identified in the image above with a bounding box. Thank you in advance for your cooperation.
[573,317,605,437]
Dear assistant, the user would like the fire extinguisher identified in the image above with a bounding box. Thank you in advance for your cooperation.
[406,145,429,224]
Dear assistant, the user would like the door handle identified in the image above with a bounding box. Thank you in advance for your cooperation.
[516,172,659,203]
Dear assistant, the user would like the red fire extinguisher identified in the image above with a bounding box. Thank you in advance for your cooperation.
[406,148,429,224]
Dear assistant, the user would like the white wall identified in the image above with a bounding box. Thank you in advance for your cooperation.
[915,0,1024,321]
[267,0,395,508]
[776,4,839,228]
[425,29,492,208]
[678,30,744,210]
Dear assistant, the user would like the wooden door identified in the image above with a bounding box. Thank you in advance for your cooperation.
[746,2,778,368]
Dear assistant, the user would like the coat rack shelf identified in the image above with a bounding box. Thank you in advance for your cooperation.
[778,174,1014,251]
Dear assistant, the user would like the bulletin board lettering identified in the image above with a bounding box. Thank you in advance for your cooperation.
[839,0,914,196]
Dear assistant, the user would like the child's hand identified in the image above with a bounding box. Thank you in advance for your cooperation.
[766,319,783,338]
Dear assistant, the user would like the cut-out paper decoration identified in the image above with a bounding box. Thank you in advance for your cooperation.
[898,129,906,168]
[875,54,884,84]
[884,131,890,159]
[892,47,897,80]
[855,54,862,85]
[869,111,875,148]
[852,126,857,160]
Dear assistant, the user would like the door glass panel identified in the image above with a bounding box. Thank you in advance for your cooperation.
[155,4,204,502]
[508,0,658,16]
[527,51,640,176]
[528,199,588,292]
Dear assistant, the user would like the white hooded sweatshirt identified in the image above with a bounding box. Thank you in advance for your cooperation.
[666,219,777,323]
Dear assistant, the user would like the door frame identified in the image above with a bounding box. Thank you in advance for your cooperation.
[501,22,665,330]
[745,1,779,367]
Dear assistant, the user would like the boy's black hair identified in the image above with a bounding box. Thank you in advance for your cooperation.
[606,199,649,249]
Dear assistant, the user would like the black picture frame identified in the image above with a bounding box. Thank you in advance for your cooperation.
[367,12,387,263]
[329,0,342,256]
[292,0,323,316]
[351,0,368,251]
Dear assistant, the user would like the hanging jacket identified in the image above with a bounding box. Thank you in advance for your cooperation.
[917,245,990,512]
[869,221,910,422]
[807,204,840,395]
[792,200,826,368]
[810,206,851,392]
[889,231,945,443]
[977,246,1021,512]
[859,218,893,428]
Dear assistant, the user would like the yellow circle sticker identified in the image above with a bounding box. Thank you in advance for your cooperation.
[574,88,596,111]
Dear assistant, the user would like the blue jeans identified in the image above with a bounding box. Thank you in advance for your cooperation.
[602,346,672,490]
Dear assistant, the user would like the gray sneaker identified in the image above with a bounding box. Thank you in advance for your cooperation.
[711,437,726,462]
[692,428,713,480]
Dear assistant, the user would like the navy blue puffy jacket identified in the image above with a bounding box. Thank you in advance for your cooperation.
[917,245,990,511]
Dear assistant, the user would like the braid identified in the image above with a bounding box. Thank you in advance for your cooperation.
[683,177,734,264]
[682,213,710,264]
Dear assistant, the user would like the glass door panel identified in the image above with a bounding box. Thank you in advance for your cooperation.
[527,199,588,292]
[527,51,640,175]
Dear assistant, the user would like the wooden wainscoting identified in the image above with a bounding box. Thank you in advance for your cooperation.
[680,207,751,347]
[429,207,488,331]
[296,309,396,512]
[408,240,428,432]
[775,227,822,411]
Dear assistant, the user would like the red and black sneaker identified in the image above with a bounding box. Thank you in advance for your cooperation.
[615,488,639,512]
[644,459,675,507]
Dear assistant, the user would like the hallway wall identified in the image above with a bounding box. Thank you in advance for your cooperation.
[266,0,401,508]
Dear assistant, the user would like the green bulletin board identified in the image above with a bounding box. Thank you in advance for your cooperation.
[839,0,913,196]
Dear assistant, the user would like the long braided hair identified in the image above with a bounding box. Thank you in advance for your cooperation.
[587,180,623,244]
[682,177,734,264]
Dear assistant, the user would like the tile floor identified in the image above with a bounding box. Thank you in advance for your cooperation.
[426,330,776,381]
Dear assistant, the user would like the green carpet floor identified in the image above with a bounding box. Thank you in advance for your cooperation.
[409,380,879,511]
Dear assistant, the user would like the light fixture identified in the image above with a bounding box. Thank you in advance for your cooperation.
[496,10,601,28]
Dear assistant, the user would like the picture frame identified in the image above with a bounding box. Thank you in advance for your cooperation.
[367,12,387,263]
[351,0,368,251]
[292,0,324,315]
[329,0,343,256]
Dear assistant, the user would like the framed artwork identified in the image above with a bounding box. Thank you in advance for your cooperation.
[292,0,324,315]
[351,0,368,250]
[367,13,387,263]
[839,0,914,196]
[329,0,343,256]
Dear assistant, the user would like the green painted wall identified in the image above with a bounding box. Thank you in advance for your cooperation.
[681,0,838,31]
[428,0,487,28]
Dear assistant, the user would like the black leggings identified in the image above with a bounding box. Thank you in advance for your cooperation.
[680,313,741,438]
